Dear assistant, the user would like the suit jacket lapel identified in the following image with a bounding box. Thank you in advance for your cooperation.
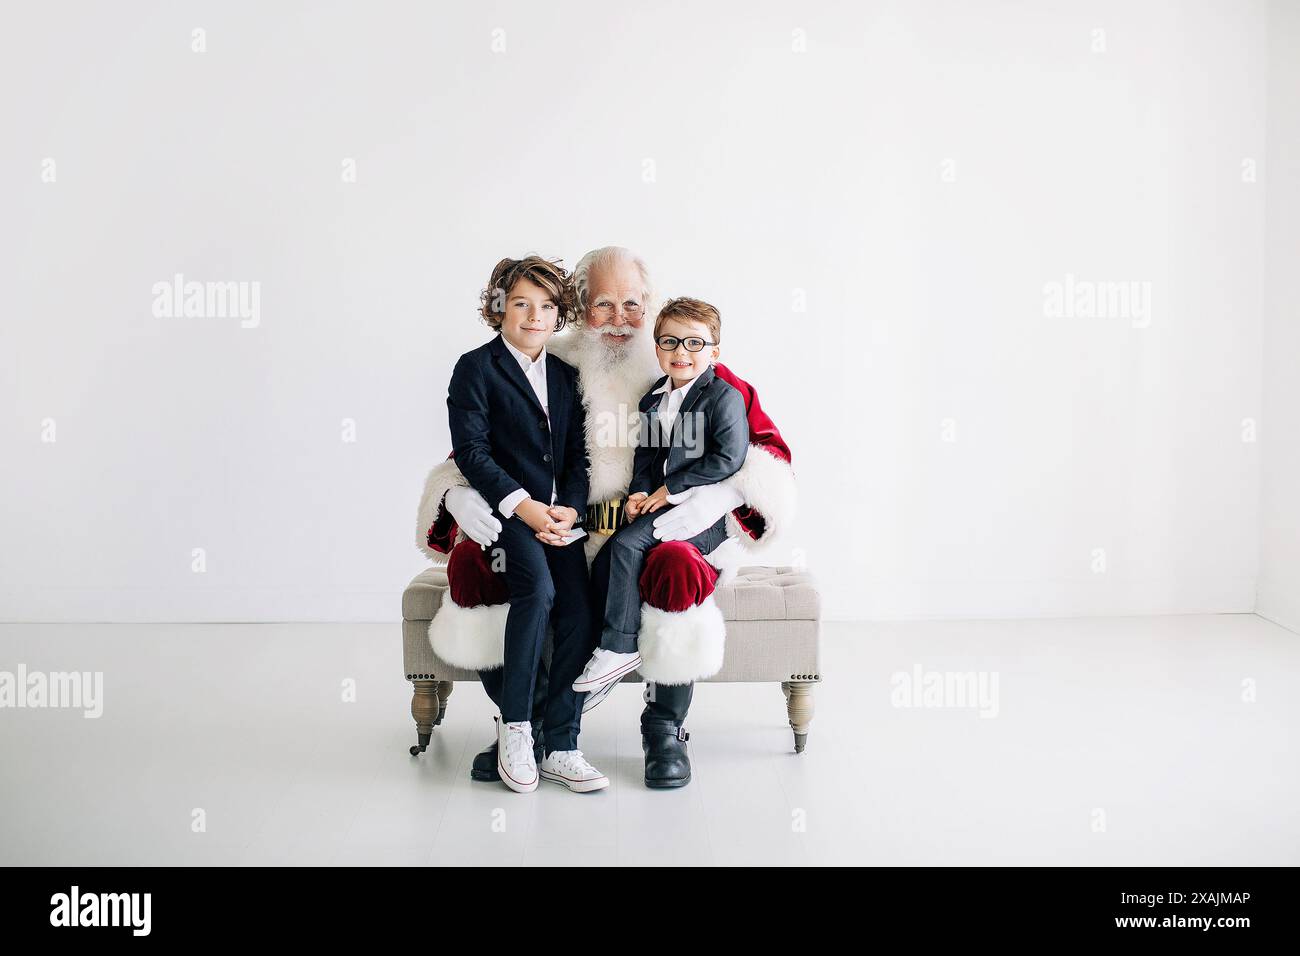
[676,365,715,420]
[489,335,546,418]
[641,376,668,414]
[545,354,566,442]
[667,365,715,458]
[642,376,667,447]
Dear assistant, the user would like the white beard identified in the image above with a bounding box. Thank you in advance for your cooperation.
[548,322,662,504]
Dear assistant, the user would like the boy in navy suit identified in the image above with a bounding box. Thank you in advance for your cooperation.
[572,297,748,700]
[447,256,606,794]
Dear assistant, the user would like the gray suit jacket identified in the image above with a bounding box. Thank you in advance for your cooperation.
[630,364,748,498]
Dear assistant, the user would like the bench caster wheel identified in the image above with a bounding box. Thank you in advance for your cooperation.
[409,731,431,756]
[794,732,808,754]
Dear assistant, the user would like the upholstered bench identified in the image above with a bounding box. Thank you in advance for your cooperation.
[402,566,821,755]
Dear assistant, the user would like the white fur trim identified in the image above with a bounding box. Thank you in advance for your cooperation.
[722,446,799,553]
[415,458,470,563]
[637,596,726,685]
[541,328,581,365]
[428,599,509,670]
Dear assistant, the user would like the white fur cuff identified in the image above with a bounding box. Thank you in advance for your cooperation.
[428,600,509,671]
[721,446,798,553]
[637,596,727,685]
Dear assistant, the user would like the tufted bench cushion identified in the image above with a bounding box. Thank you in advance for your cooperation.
[402,565,821,684]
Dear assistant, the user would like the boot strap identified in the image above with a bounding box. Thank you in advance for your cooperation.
[642,721,689,742]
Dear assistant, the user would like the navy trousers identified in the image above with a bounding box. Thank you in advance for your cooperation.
[478,517,593,752]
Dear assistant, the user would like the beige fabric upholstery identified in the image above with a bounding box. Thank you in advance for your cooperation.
[401,565,821,684]
[402,567,451,622]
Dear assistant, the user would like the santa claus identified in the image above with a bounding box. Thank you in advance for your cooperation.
[415,246,797,788]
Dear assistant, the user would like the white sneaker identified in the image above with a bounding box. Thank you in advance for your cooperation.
[540,750,609,793]
[572,648,642,693]
[497,719,538,793]
[582,679,617,714]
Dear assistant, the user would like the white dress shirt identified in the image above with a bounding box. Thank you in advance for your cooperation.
[648,373,701,504]
[651,373,699,436]
[498,337,557,517]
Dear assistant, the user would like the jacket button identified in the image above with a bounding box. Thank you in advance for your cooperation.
[543,453,552,462]
[539,419,548,429]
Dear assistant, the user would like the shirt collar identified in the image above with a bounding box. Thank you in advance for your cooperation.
[501,335,546,372]
[658,372,700,403]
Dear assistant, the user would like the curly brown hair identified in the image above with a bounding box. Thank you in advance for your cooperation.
[478,256,575,332]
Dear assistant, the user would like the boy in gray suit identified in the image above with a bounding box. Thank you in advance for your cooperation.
[573,297,748,696]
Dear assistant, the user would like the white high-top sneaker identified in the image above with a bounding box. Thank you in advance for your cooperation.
[539,750,610,793]
[572,648,642,693]
[496,719,538,793]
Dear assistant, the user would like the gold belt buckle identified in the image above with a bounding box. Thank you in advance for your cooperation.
[588,497,623,536]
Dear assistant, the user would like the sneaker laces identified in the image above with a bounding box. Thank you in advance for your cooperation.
[503,721,533,764]
[550,749,596,777]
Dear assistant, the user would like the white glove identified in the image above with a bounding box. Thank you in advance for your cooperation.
[444,485,501,547]
[651,481,745,542]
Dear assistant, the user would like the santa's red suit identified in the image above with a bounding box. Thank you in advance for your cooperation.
[414,330,797,685]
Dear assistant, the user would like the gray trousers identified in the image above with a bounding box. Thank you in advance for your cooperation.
[587,518,708,730]
[598,509,727,653]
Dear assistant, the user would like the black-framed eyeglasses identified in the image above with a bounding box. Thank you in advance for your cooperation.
[656,335,716,352]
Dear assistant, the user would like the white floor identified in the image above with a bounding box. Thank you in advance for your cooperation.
[1,614,1297,866]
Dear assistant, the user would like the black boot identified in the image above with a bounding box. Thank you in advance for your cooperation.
[642,719,691,789]
[470,739,500,781]
[470,721,544,781]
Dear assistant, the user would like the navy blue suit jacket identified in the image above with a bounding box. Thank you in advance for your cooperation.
[448,334,589,522]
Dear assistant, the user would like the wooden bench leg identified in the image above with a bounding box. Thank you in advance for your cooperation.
[436,680,454,725]
[782,681,815,753]
[410,680,439,756]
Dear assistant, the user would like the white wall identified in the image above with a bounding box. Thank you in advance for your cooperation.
[0,1,1273,622]
[1257,0,1300,633]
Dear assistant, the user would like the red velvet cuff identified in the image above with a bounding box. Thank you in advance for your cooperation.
[447,539,510,607]
[425,496,460,555]
[730,505,766,541]
[638,540,720,613]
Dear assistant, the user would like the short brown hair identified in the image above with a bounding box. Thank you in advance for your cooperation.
[479,256,574,332]
[654,296,721,344]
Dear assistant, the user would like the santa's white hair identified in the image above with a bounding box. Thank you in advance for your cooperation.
[571,246,656,321]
